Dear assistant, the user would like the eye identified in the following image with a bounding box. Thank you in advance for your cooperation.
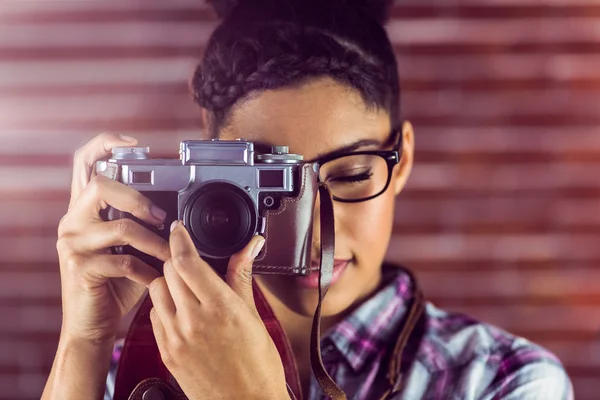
[329,169,373,184]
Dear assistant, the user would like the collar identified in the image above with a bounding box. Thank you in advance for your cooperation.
[323,264,416,373]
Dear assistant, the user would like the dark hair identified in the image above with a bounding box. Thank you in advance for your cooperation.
[191,0,400,137]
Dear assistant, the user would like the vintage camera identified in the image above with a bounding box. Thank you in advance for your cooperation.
[96,139,319,276]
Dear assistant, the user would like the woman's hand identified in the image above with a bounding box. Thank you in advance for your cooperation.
[57,133,170,342]
[148,221,289,400]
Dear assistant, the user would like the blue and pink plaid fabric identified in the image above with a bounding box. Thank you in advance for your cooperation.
[105,266,573,400]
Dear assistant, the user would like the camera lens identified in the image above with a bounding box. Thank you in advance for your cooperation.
[184,182,257,258]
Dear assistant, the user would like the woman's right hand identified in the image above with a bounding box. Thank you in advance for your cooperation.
[56,132,171,342]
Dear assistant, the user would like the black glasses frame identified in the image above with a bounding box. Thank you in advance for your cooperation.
[316,127,404,203]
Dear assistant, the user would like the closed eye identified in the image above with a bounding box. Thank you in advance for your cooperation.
[329,171,373,183]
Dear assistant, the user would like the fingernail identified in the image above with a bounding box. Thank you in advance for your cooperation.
[170,220,180,232]
[251,237,265,259]
[119,134,136,142]
[151,205,167,222]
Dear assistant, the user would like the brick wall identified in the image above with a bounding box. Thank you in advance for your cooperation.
[0,1,598,399]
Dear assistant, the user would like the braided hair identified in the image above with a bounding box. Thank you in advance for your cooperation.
[191,0,400,137]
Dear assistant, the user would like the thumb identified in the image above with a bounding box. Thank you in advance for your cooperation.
[226,234,265,313]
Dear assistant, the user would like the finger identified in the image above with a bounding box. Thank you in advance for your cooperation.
[148,277,176,321]
[69,218,171,262]
[168,220,224,298]
[70,132,137,211]
[149,307,169,361]
[163,258,200,315]
[69,175,167,226]
[68,253,161,286]
[226,234,265,314]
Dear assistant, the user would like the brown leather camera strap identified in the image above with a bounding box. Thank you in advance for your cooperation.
[112,294,174,400]
[252,283,303,399]
[307,186,427,400]
[378,279,426,399]
[309,183,347,399]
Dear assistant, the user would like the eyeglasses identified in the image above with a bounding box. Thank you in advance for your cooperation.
[317,128,403,203]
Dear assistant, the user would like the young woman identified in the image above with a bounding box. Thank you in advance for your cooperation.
[42,0,574,399]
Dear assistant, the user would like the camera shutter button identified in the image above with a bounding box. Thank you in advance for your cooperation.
[272,145,288,154]
[110,146,149,160]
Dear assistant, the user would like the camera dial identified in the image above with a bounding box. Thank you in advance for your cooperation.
[257,145,303,164]
[111,147,150,160]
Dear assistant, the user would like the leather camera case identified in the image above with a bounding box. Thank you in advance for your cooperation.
[252,162,317,275]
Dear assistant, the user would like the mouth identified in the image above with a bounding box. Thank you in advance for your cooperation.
[293,259,351,289]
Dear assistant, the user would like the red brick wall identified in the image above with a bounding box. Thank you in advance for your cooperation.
[1,2,598,399]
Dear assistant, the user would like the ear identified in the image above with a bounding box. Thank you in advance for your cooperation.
[392,120,415,196]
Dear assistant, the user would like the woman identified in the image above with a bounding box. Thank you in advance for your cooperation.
[42,0,573,399]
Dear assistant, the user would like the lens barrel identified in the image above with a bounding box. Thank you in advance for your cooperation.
[183,182,257,258]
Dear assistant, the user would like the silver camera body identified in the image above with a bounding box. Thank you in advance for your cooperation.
[97,139,318,275]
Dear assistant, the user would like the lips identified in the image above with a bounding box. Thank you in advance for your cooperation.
[294,259,351,289]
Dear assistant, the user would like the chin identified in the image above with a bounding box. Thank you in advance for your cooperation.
[256,261,376,318]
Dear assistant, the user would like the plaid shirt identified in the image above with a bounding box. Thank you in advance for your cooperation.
[105,266,573,400]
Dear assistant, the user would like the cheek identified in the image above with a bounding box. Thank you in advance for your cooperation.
[337,191,396,256]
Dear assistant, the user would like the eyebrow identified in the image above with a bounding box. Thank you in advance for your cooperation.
[252,137,389,163]
[310,139,383,162]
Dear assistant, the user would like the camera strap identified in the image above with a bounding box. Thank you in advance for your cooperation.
[308,183,346,399]
[286,183,426,400]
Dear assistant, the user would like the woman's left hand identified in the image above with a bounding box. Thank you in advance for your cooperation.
[147,220,289,400]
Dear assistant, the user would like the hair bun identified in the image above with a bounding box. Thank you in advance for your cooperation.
[207,0,394,25]
[206,0,240,19]
[349,0,394,25]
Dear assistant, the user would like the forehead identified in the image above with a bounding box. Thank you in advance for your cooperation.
[218,77,391,160]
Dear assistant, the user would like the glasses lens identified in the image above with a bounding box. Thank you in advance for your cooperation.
[319,154,389,201]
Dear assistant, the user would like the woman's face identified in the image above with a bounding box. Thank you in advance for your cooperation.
[211,77,414,318]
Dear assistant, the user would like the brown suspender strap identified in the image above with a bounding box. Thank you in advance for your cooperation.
[309,183,347,400]
[252,283,303,400]
[388,289,425,391]
[378,271,427,400]
[113,295,173,400]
